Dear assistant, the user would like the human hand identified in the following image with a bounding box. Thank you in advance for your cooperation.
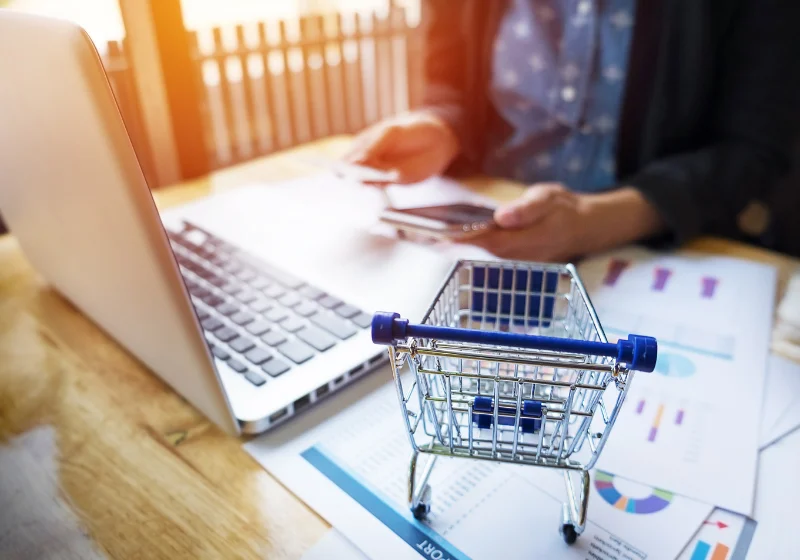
[462,183,664,261]
[344,111,460,184]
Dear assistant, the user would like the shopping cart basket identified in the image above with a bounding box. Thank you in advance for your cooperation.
[371,259,657,544]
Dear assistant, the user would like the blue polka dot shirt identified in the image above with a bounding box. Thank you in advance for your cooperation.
[484,0,637,192]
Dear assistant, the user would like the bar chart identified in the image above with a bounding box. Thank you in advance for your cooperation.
[689,539,729,560]
[635,399,686,443]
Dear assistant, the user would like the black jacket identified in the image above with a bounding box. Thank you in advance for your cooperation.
[420,0,800,254]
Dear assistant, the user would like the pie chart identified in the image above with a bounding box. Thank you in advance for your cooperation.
[594,470,673,514]
[654,352,696,378]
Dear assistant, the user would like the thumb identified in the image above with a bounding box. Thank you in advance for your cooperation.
[494,183,563,228]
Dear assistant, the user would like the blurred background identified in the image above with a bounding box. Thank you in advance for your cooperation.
[0,0,423,189]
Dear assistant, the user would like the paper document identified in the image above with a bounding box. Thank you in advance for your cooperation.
[749,429,800,560]
[578,247,776,515]
[676,508,756,560]
[246,370,717,560]
[759,354,800,449]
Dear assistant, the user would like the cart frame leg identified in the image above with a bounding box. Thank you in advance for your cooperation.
[408,450,437,520]
[559,469,590,544]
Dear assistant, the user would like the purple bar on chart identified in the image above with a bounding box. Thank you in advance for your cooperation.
[648,404,665,442]
[652,267,672,292]
[603,259,629,286]
[636,400,645,414]
[675,409,685,425]
[701,277,719,298]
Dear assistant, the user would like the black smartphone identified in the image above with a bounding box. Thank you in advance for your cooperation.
[379,203,497,240]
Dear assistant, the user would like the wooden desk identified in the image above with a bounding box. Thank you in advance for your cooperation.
[0,136,796,559]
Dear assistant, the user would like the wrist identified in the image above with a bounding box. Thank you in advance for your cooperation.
[576,187,665,253]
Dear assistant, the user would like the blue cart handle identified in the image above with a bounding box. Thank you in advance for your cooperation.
[371,312,657,373]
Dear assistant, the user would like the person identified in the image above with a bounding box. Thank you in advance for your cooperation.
[345,0,800,261]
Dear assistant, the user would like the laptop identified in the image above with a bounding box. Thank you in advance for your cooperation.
[0,11,450,435]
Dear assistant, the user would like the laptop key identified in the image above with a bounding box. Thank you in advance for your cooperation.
[334,304,360,319]
[280,316,305,333]
[299,286,325,300]
[351,312,372,328]
[319,295,343,309]
[249,276,271,290]
[214,327,238,342]
[202,294,225,307]
[195,266,215,280]
[220,282,242,296]
[195,308,210,320]
[296,326,336,352]
[278,292,302,308]
[190,287,210,300]
[227,358,247,373]
[210,345,230,360]
[236,268,257,282]
[229,337,255,353]
[216,302,240,316]
[206,275,227,288]
[244,371,267,387]
[262,358,290,377]
[311,313,357,339]
[263,284,285,299]
[246,320,271,336]
[201,317,224,331]
[244,347,272,365]
[294,301,318,317]
[235,290,258,304]
[265,307,289,323]
[223,262,243,275]
[261,330,287,347]
[209,255,227,267]
[277,340,315,364]
[249,298,271,314]
[230,311,255,326]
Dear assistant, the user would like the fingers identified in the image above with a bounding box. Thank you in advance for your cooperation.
[493,183,566,229]
[389,151,444,184]
[344,124,398,167]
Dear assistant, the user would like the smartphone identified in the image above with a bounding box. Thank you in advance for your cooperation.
[379,203,497,240]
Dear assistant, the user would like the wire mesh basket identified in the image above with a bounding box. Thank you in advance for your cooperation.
[372,259,657,544]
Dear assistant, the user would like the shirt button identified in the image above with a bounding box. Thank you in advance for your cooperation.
[578,0,592,15]
[561,86,576,102]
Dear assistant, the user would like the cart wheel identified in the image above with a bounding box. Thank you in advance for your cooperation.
[412,502,430,521]
[412,484,432,520]
[560,523,578,545]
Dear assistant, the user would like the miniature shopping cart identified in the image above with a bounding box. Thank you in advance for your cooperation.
[371,260,657,545]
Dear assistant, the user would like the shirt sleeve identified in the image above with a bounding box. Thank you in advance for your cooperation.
[625,0,800,246]
[417,0,475,169]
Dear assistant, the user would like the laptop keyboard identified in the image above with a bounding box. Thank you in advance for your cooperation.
[167,222,372,388]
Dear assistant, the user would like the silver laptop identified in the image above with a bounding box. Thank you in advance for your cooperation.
[0,11,449,435]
